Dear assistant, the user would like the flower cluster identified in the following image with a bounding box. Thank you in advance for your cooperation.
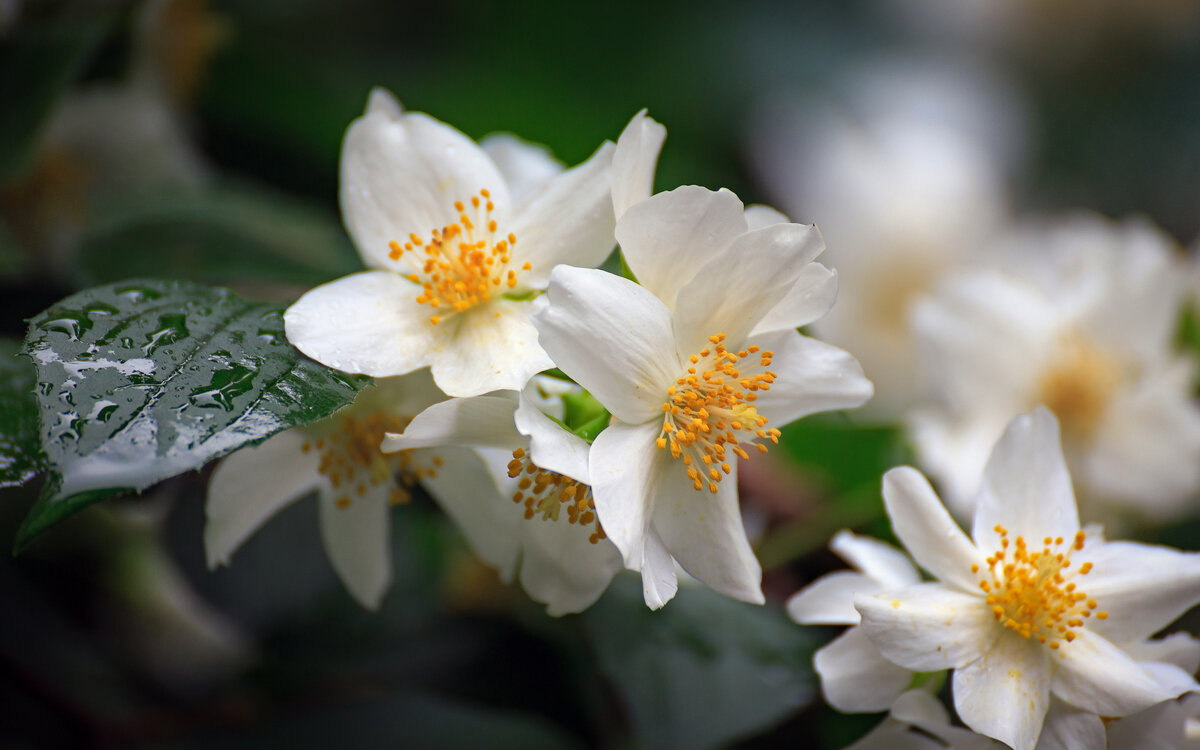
[200,85,1200,750]
[205,92,872,613]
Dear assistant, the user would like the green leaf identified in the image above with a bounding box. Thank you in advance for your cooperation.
[0,13,112,180]
[0,338,48,488]
[583,576,814,750]
[17,279,370,551]
[71,182,361,288]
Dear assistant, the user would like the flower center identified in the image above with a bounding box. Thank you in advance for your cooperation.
[303,412,442,509]
[1035,335,1121,444]
[972,525,1108,650]
[506,449,606,544]
[656,333,780,493]
[388,189,531,325]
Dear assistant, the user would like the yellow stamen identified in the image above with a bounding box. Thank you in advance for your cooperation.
[388,189,528,324]
[507,449,606,544]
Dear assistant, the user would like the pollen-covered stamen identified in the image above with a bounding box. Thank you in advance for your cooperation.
[302,412,442,510]
[971,525,1108,651]
[387,188,531,325]
[655,333,780,493]
[506,448,606,545]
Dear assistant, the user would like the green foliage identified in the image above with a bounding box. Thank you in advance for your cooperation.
[71,182,361,288]
[17,279,370,551]
[0,338,47,488]
[583,576,815,750]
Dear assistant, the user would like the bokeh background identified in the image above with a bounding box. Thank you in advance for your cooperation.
[4,0,1200,747]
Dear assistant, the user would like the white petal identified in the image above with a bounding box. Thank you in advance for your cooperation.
[615,185,747,309]
[340,99,510,270]
[672,222,825,358]
[317,483,391,610]
[424,447,522,582]
[972,408,1079,553]
[856,583,997,671]
[507,142,616,289]
[284,271,438,377]
[651,459,763,605]
[743,204,789,230]
[361,371,446,417]
[751,262,839,336]
[479,132,563,204]
[747,330,874,427]
[379,393,521,453]
[612,109,666,219]
[1051,629,1179,716]
[426,298,554,398]
[365,87,403,118]
[830,529,922,589]
[953,633,1050,750]
[536,266,678,423]
[1126,632,1200,673]
[889,689,950,728]
[514,390,590,483]
[205,430,318,567]
[1033,700,1105,750]
[1079,541,1200,643]
[640,526,679,609]
[517,515,623,616]
[1106,694,1200,750]
[787,571,879,625]
[815,626,914,713]
[881,467,983,593]
[588,420,663,570]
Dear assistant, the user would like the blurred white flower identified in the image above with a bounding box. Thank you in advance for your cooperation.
[748,64,1014,419]
[844,689,1003,750]
[910,213,1200,523]
[786,530,919,712]
[536,185,872,608]
[285,89,616,398]
[205,373,444,609]
[856,408,1200,750]
[380,378,624,616]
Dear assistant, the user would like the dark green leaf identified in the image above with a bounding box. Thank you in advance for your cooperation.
[583,576,814,750]
[777,414,910,497]
[0,339,47,488]
[72,182,361,288]
[17,279,370,551]
[0,14,112,180]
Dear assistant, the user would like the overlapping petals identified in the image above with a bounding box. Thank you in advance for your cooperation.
[537,185,872,608]
[285,88,617,398]
[854,408,1200,750]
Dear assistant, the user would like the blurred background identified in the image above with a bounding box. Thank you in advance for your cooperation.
[3,0,1200,747]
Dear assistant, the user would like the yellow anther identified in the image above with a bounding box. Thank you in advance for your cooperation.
[507,448,605,544]
[969,526,1098,651]
[392,189,527,323]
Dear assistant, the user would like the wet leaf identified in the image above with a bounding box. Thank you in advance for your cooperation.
[72,182,361,288]
[0,338,47,488]
[17,279,370,551]
[583,576,815,750]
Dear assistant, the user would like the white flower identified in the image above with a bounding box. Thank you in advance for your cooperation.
[787,530,921,712]
[535,185,873,608]
[845,690,1004,750]
[205,373,445,609]
[379,379,624,615]
[910,213,1200,522]
[612,110,840,331]
[1036,633,1200,750]
[746,70,1012,419]
[855,408,1200,750]
[284,89,617,398]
